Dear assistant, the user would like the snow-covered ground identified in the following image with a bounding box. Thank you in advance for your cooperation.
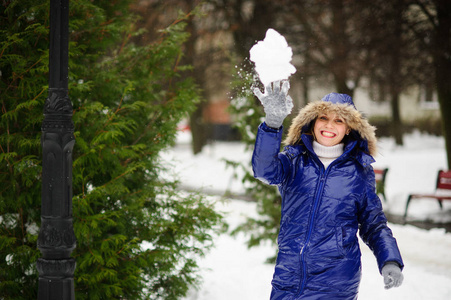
[162,130,451,300]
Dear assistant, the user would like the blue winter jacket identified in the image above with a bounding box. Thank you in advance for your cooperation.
[252,122,404,300]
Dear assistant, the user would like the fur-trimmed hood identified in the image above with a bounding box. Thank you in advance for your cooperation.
[284,93,377,157]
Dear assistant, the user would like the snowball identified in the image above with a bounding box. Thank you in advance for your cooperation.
[249,28,297,86]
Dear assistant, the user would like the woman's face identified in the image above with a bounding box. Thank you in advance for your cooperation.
[313,112,349,147]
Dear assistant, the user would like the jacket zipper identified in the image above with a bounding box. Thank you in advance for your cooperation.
[298,157,331,296]
[295,139,354,296]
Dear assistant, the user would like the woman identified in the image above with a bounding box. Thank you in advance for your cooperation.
[252,81,404,300]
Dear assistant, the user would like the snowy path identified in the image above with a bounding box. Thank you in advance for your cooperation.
[165,132,451,300]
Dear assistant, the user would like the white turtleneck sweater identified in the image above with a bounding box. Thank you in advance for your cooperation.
[313,141,344,169]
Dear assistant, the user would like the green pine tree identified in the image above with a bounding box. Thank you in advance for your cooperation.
[0,1,224,299]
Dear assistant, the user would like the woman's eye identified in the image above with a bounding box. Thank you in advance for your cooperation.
[320,116,328,121]
[335,119,344,123]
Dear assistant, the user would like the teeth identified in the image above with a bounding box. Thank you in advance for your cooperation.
[321,131,335,137]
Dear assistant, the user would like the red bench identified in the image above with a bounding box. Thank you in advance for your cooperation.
[404,170,451,219]
[374,168,388,202]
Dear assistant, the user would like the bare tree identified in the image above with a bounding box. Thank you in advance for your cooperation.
[284,0,373,98]
[362,0,430,145]
[130,1,450,157]
[408,0,451,168]
[131,0,214,154]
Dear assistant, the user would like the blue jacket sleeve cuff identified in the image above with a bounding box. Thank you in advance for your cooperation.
[261,122,283,132]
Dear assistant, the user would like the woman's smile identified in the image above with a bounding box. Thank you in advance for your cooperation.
[314,113,349,146]
[320,130,336,138]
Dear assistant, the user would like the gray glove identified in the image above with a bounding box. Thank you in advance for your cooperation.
[381,262,403,289]
[253,80,293,129]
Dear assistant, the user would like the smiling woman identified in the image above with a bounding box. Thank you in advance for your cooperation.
[252,89,404,299]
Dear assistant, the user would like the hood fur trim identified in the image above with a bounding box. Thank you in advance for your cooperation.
[284,101,377,156]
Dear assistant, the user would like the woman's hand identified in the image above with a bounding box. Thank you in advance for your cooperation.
[381,262,404,289]
[253,80,293,129]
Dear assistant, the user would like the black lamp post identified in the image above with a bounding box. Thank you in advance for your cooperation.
[36,0,76,299]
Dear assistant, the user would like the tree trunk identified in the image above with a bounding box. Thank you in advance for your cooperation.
[302,74,309,107]
[434,0,451,169]
[437,77,451,170]
[185,0,209,154]
[390,3,404,146]
[390,92,404,146]
[301,43,310,107]
[190,103,208,154]
[231,0,276,60]
[331,0,354,97]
